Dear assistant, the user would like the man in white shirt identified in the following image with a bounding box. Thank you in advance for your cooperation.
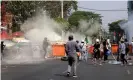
[120,39,128,65]
[80,40,88,62]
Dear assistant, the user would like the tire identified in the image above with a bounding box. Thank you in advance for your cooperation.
[61,57,68,61]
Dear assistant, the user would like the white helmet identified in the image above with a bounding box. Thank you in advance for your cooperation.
[81,40,84,43]
[96,39,100,42]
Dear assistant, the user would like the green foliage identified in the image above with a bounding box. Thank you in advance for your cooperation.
[108,20,125,42]
[5,1,78,22]
[68,11,101,28]
[54,17,70,31]
[108,20,124,33]
[3,1,77,32]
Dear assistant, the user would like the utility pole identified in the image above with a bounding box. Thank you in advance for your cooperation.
[61,0,63,18]
[61,0,64,41]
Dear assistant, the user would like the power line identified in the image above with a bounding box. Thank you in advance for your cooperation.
[78,6,128,11]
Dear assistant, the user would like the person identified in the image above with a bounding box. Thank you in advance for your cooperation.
[100,41,104,59]
[125,39,129,58]
[93,39,101,65]
[117,41,121,61]
[119,39,128,65]
[131,39,133,54]
[106,39,111,57]
[103,39,108,61]
[80,40,88,62]
[1,41,6,60]
[76,40,82,62]
[43,37,49,59]
[65,35,80,77]
[107,39,111,50]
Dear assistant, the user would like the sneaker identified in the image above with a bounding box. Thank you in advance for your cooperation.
[73,75,77,78]
[67,72,70,77]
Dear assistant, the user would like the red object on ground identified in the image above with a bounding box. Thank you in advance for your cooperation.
[12,31,24,37]
[1,30,12,40]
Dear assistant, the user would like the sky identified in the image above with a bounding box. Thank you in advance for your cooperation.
[78,1,128,32]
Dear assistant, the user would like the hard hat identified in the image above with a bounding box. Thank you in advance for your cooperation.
[96,39,100,42]
[81,40,84,42]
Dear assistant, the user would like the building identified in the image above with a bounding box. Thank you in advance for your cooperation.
[128,1,133,20]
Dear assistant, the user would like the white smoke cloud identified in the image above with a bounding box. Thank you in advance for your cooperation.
[64,19,101,44]
[119,14,133,43]
[21,12,62,43]
[4,11,101,64]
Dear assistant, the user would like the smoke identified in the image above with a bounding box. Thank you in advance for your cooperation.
[21,12,63,43]
[3,11,101,64]
[3,12,65,64]
[63,19,101,44]
[119,14,133,43]
[78,19,100,36]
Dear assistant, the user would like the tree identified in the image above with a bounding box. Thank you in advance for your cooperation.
[68,11,102,29]
[68,11,102,39]
[5,1,78,22]
[108,20,124,34]
[3,1,77,32]
[108,20,123,32]
[108,20,125,42]
[54,17,70,31]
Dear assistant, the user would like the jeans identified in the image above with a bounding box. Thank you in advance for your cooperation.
[120,54,127,64]
[104,50,108,61]
[67,56,77,75]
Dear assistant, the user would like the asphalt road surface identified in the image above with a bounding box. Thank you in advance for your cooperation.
[1,59,133,80]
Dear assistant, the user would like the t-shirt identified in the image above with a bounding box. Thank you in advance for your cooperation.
[80,43,87,51]
[120,43,126,54]
[66,41,79,57]
[94,43,100,49]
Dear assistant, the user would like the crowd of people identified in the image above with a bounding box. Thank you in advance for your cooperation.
[65,35,132,77]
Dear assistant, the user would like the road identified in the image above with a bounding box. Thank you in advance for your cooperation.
[1,59,133,80]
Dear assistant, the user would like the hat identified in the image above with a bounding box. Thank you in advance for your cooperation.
[96,39,100,42]
[81,40,84,43]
